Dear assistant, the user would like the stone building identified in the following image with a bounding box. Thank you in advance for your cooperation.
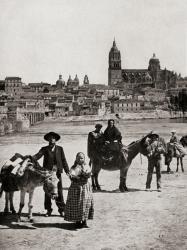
[83,75,89,85]
[108,40,177,90]
[67,75,79,88]
[28,82,51,93]
[5,77,23,98]
[112,99,141,113]
[56,74,65,89]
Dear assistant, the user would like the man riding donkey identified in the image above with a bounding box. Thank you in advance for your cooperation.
[165,130,187,173]
[87,120,124,191]
[169,130,186,157]
[145,131,166,192]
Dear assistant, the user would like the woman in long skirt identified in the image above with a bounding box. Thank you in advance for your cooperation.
[64,152,94,228]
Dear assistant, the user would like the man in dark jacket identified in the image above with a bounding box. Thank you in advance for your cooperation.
[104,119,122,152]
[145,132,165,192]
[32,131,69,217]
[87,123,103,161]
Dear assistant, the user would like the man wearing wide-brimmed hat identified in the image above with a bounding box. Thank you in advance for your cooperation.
[32,131,69,217]
[145,131,166,192]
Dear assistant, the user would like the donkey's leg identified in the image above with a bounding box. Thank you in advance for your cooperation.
[176,158,179,172]
[91,175,96,191]
[4,192,10,215]
[9,192,16,214]
[90,160,96,191]
[119,165,129,192]
[28,189,34,222]
[181,157,184,172]
[91,160,101,191]
[17,190,26,222]
[166,162,171,173]
[95,172,101,191]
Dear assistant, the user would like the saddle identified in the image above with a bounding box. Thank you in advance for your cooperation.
[99,143,128,167]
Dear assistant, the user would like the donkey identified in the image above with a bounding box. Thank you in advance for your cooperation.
[90,133,150,192]
[165,135,187,173]
[0,153,58,222]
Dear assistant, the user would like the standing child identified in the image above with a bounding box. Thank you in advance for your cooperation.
[64,152,94,228]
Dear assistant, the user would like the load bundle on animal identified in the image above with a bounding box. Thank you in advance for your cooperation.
[0,153,58,222]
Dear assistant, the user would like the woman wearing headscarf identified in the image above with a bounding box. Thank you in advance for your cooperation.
[64,152,94,228]
[103,119,122,152]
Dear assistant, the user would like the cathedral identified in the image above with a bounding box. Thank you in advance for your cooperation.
[108,40,177,90]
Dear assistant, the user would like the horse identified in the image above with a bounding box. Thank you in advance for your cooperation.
[0,153,58,222]
[90,134,150,192]
[165,135,187,173]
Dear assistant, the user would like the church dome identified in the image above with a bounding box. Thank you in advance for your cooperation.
[148,53,161,71]
[56,74,65,87]
[74,74,79,82]
[149,53,160,64]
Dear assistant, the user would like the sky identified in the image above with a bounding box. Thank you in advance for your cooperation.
[0,0,186,85]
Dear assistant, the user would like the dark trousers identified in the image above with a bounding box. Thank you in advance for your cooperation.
[44,173,65,213]
[146,158,161,189]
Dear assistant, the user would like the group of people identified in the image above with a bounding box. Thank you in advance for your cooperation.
[31,131,93,228]
[27,119,122,228]
[16,120,185,228]
[87,121,186,193]
[88,119,122,159]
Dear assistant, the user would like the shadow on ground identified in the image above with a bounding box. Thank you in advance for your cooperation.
[0,212,77,231]
[93,187,145,193]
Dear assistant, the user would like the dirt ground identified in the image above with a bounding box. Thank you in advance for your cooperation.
[0,154,187,250]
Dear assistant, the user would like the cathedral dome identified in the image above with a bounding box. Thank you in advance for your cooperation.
[148,53,161,71]
[149,53,160,64]
[56,74,65,87]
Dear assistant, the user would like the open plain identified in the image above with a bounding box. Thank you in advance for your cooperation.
[0,118,187,250]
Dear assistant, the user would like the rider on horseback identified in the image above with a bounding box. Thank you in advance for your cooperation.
[170,130,186,157]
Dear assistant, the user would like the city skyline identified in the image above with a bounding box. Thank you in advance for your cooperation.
[0,0,186,84]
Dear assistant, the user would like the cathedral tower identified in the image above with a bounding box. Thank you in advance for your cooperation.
[108,39,122,86]
[148,53,161,83]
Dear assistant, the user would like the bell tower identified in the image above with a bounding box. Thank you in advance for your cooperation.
[108,39,122,85]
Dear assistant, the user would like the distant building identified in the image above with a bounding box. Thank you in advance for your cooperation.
[5,77,23,98]
[28,82,51,93]
[0,80,5,92]
[67,75,79,88]
[108,40,177,90]
[56,74,65,89]
[112,99,141,113]
[176,80,187,88]
[83,75,89,85]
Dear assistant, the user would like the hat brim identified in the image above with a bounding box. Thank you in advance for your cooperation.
[44,132,61,141]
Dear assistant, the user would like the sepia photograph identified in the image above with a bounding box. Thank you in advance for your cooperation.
[0,0,187,249]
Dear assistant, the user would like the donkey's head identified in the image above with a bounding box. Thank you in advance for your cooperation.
[43,171,58,199]
[138,134,153,156]
[180,135,187,147]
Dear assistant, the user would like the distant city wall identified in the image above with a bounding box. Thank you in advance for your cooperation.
[50,110,186,122]
[0,109,45,136]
